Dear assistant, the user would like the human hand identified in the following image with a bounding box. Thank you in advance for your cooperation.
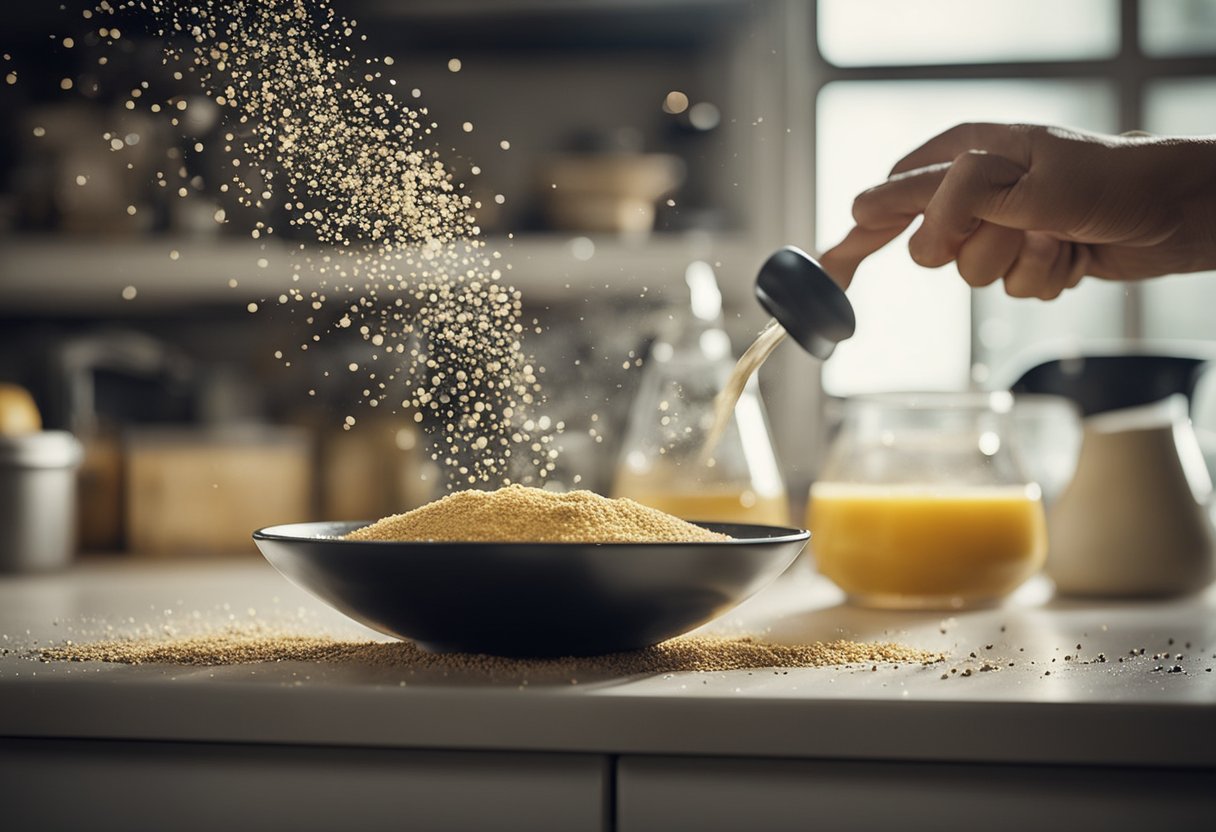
[819,123,1216,298]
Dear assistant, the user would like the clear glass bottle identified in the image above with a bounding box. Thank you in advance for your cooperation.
[807,391,1046,608]
[611,262,789,526]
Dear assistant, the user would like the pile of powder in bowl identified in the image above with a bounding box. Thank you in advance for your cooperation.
[344,484,731,543]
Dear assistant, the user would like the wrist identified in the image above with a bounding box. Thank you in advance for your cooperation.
[1140,136,1216,273]
[1175,138,1216,271]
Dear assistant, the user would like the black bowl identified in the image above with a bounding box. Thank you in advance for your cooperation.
[252,521,809,657]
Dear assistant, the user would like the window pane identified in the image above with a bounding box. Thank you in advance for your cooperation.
[1144,77,1216,136]
[818,0,1119,67]
[815,80,1119,396]
[1141,0,1216,56]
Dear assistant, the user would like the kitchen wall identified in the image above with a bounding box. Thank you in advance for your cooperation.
[1,0,1214,554]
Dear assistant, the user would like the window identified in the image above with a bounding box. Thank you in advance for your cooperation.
[1140,0,1216,56]
[812,0,1216,396]
[818,0,1119,66]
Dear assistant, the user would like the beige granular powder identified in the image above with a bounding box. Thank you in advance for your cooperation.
[83,1,559,487]
[344,484,731,543]
[38,631,943,675]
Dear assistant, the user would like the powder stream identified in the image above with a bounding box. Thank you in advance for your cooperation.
[83,0,557,487]
[700,318,787,462]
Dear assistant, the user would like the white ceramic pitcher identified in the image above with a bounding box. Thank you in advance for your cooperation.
[1013,352,1216,597]
[1048,395,1215,596]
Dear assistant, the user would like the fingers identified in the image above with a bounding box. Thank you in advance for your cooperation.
[819,164,949,286]
[955,222,1023,288]
[891,122,1034,176]
[825,214,1092,299]
[852,152,1036,273]
[907,150,1031,267]
[822,124,1073,290]
[819,223,910,288]
[1002,232,1091,300]
[825,223,1091,299]
[851,163,948,230]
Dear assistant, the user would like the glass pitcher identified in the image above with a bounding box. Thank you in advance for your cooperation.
[808,391,1046,609]
[611,262,789,526]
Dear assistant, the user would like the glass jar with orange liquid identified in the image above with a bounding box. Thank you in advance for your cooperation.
[808,391,1046,609]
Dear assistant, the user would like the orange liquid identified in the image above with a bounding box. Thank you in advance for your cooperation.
[614,480,791,526]
[807,483,1046,607]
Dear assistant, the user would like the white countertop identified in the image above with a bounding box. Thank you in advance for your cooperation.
[1,557,1213,768]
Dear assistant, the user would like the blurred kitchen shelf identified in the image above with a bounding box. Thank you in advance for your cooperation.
[494,233,760,306]
[0,235,286,313]
[0,232,762,313]
[345,0,749,51]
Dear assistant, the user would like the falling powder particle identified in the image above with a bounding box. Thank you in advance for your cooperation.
[461,121,473,133]
[86,0,560,488]
[247,302,259,313]
[75,175,87,186]
[168,249,180,261]
[663,90,689,114]
[121,286,137,301]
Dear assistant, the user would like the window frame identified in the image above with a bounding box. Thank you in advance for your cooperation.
[807,0,1216,345]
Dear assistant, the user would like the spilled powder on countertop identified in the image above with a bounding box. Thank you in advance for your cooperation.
[35,629,944,676]
[344,484,732,543]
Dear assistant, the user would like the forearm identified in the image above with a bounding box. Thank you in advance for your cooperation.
[1098,135,1216,278]
[1168,137,1216,273]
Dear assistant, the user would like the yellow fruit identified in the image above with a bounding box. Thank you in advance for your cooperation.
[0,383,42,435]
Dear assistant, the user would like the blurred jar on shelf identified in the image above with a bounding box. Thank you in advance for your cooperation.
[17,105,166,234]
[612,261,788,526]
[808,391,1046,609]
[319,412,436,523]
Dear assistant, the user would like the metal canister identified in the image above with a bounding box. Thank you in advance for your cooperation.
[0,431,84,572]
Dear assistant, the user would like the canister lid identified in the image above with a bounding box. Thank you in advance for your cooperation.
[0,431,84,469]
[755,246,856,361]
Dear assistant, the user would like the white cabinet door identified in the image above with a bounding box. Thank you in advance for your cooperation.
[1,739,608,832]
[617,755,1215,832]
